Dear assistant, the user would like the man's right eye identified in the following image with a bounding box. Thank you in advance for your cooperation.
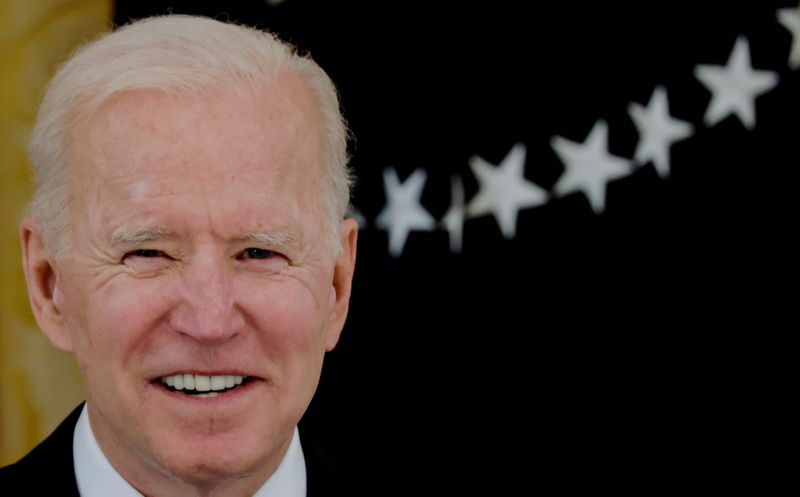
[122,249,172,272]
[128,249,167,258]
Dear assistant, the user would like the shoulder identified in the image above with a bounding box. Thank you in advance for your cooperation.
[0,462,18,483]
[0,404,83,495]
[300,428,365,497]
[0,460,29,493]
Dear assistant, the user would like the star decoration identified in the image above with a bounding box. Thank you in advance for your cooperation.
[441,175,465,254]
[777,7,800,69]
[550,120,631,214]
[465,143,547,240]
[375,167,436,257]
[694,36,779,129]
[628,85,694,178]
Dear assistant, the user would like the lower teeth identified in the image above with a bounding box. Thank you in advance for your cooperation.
[193,392,219,399]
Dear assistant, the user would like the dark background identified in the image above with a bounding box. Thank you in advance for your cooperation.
[114,1,793,492]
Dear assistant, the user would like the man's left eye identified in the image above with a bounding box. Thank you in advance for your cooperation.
[240,248,275,260]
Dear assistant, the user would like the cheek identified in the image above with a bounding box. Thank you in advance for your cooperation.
[57,270,99,357]
[243,280,329,357]
[76,277,173,369]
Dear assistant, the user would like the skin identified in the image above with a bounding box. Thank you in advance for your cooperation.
[20,73,358,497]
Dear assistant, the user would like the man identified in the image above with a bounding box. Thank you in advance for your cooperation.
[0,14,359,496]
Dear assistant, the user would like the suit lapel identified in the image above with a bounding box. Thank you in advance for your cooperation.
[301,428,363,496]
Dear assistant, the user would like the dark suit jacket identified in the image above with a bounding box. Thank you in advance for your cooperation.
[0,404,359,496]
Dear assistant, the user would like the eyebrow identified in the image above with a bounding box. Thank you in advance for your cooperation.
[109,227,299,250]
[110,227,174,247]
[246,232,298,248]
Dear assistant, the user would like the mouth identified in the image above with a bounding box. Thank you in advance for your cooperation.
[156,374,256,399]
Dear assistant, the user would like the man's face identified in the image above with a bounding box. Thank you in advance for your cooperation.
[35,77,355,484]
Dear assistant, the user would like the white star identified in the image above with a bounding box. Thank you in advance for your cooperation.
[694,36,779,129]
[777,7,800,69]
[375,167,436,257]
[441,175,465,254]
[628,86,694,178]
[550,120,631,214]
[465,143,547,240]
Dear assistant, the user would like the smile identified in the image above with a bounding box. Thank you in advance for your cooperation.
[159,374,251,398]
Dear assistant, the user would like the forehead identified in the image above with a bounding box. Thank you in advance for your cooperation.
[75,74,321,179]
[68,76,326,237]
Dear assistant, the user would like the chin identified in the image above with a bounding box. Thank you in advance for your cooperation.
[150,428,285,486]
[157,445,263,485]
[176,460,256,485]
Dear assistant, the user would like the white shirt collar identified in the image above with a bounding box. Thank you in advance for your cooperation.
[73,404,306,496]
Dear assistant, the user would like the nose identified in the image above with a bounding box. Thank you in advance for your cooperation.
[168,253,244,343]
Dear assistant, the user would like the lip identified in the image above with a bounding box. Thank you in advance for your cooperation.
[153,371,256,378]
[149,376,265,405]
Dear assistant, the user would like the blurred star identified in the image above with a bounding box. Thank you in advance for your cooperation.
[694,36,778,129]
[628,85,694,178]
[551,120,630,214]
[777,7,800,69]
[376,167,436,257]
[466,143,547,240]
[442,175,465,254]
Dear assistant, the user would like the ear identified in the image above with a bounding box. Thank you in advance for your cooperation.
[20,218,74,352]
[325,218,358,352]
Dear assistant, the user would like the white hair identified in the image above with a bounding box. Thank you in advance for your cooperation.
[27,15,352,258]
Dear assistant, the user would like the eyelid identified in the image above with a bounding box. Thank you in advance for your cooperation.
[238,247,279,259]
[122,248,171,261]
[134,249,163,255]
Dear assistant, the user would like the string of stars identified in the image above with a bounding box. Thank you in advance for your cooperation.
[351,6,799,257]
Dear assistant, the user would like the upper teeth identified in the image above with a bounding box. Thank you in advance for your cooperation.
[161,374,244,391]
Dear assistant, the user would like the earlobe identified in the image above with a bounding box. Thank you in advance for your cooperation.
[325,218,358,352]
[20,218,74,352]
